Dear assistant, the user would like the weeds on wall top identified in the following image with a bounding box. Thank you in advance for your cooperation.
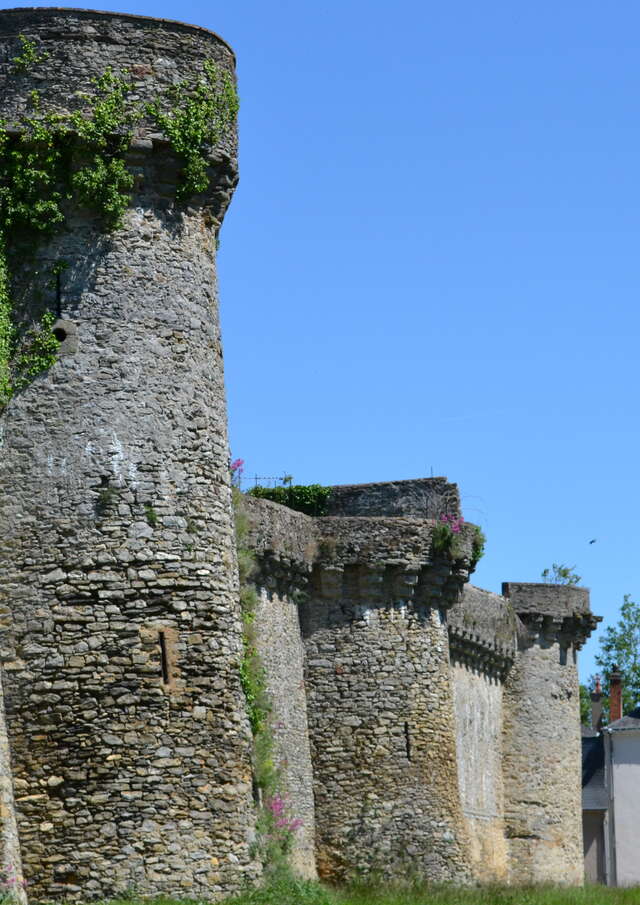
[0,35,239,410]
[431,512,486,569]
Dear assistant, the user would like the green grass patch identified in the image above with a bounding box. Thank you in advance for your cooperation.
[99,878,640,905]
[332,882,640,905]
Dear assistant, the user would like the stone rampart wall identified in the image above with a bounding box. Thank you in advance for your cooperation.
[300,588,470,883]
[242,493,599,888]
[448,585,516,883]
[450,661,508,882]
[0,669,24,903]
[243,494,476,884]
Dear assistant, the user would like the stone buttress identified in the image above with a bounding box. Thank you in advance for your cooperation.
[0,9,256,901]
[501,582,599,885]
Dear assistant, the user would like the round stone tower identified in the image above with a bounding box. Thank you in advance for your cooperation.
[0,9,256,901]
[501,582,599,885]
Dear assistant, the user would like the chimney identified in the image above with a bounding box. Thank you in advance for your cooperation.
[591,675,603,731]
[609,666,623,723]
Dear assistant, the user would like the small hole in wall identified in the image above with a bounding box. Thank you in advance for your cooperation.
[53,327,68,342]
[559,646,568,666]
[404,721,412,761]
[159,631,170,684]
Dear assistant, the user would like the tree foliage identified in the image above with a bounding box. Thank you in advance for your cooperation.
[588,594,640,720]
[579,683,592,727]
[541,563,581,585]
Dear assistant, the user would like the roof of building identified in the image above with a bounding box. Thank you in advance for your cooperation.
[582,733,607,810]
[581,724,599,738]
[608,706,640,731]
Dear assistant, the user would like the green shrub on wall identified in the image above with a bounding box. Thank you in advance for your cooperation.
[431,513,486,569]
[248,483,331,517]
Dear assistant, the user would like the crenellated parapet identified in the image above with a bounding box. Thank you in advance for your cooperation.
[448,627,514,679]
[242,478,480,616]
[448,585,517,680]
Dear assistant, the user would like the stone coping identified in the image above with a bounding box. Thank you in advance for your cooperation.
[0,7,234,56]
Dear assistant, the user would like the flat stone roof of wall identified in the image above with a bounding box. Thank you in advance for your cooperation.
[326,477,460,519]
[502,582,591,618]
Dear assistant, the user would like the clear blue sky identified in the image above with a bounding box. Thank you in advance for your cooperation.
[11,0,640,684]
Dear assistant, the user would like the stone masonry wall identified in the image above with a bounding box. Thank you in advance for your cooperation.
[0,10,255,902]
[0,9,605,898]
[451,661,508,883]
[243,493,602,888]
[447,586,516,883]
[253,586,317,879]
[0,668,25,904]
[301,587,470,883]
[239,496,318,878]
[448,585,516,884]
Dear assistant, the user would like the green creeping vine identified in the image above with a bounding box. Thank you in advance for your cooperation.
[13,310,60,390]
[0,49,238,410]
[147,60,239,200]
[0,241,13,404]
[11,35,49,74]
[234,488,271,736]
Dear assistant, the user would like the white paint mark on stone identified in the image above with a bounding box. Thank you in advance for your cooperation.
[355,605,373,625]
[127,461,139,489]
[109,432,125,478]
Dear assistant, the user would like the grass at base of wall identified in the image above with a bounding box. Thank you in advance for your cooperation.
[100,873,640,905]
[333,883,640,905]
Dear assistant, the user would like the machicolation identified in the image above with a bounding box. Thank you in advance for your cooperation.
[0,8,600,901]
